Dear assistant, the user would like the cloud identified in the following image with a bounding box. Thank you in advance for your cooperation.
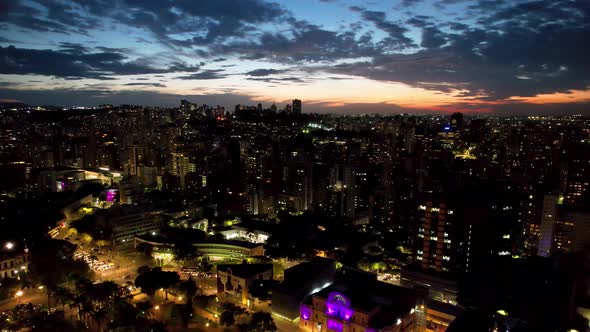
[248,76,306,83]
[0,45,199,79]
[352,8,416,49]
[245,69,287,77]
[177,69,227,80]
[321,0,590,100]
[214,22,381,63]
[421,27,447,48]
[124,82,167,87]
[0,1,101,35]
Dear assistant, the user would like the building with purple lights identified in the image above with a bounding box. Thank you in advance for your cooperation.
[300,281,417,332]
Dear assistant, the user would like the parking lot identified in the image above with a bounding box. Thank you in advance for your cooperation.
[74,250,116,272]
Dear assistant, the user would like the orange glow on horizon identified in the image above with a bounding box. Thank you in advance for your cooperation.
[507,89,590,104]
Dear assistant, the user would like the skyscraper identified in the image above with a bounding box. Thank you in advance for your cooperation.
[292,99,302,114]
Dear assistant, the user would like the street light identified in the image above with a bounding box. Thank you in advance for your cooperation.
[5,242,14,250]
[15,290,23,297]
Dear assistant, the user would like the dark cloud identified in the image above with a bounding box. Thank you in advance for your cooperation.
[124,82,167,87]
[0,87,259,109]
[245,69,287,77]
[406,16,434,28]
[177,69,227,80]
[248,76,306,83]
[322,0,590,100]
[1,1,101,34]
[421,27,447,48]
[353,8,416,49]
[0,36,18,43]
[399,0,423,7]
[0,45,199,79]
[215,22,381,63]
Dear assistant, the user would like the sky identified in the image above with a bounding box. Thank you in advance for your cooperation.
[0,0,589,114]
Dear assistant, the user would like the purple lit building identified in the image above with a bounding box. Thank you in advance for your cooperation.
[300,281,417,332]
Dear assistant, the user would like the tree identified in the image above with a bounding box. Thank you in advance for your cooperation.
[247,312,277,332]
[135,267,179,299]
[159,270,180,300]
[178,276,198,328]
[91,307,108,332]
[137,265,151,275]
[249,280,274,301]
[135,301,153,318]
[219,302,247,326]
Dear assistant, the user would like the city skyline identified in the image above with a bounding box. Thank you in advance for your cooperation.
[1,0,589,114]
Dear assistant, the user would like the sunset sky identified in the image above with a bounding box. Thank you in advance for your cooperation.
[1,0,589,114]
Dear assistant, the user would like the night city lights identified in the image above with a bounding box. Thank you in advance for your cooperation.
[0,0,589,331]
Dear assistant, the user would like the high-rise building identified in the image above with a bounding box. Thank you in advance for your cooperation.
[292,99,302,114]
[127,144,145,176]
[170,152,195,190]
[538,194,559,257]
[416,198,457,273]
[450,112,464,132]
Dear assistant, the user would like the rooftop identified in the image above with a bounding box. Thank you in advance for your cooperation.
[217,263,273,279]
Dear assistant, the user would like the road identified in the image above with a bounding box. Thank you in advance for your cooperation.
[0,288,47,312]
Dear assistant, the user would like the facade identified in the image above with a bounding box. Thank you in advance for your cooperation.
[217,264,273,305]
[273,258,337,321]
[170,152,196,190]
[399,268,458,305]
[0,250,30,279]
[300,282,417,332]
[416,200,456,273]
[219,225,270,244]
[97,207,163,246]
[424,300,463,332]
[292,99,302,114]
[538,194,559,257]
[133,235,264,260]
[538,194,590,257]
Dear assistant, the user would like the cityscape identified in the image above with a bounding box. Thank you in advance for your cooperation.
[1,1,589,332]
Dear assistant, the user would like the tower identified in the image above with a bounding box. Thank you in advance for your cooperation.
[292,99,302,115]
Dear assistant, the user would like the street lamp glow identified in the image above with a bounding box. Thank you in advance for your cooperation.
[155,305,160,310]
[5,242,14,250]
[15,290,23,297]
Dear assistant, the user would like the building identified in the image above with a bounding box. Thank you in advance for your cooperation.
[133,235,264,260]
[415,179,523,276]
[538,194,559,257]
[400,268,459,305]
[299,281,418,332]
[219,224,271,244]
[217,264,273,305]
[328,165,357,218]
[424,299,463,332]
[127,145,145,176]
[416,199,456,273]
[538,194,590,257]
[293,99,302,114]
[170,152,196,190]
[96,206,163,246]
[0,249,30,279]
[273,258,337,321]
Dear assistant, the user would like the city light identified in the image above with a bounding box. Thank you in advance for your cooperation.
[15,290,23,297]
[5,242,14,250]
